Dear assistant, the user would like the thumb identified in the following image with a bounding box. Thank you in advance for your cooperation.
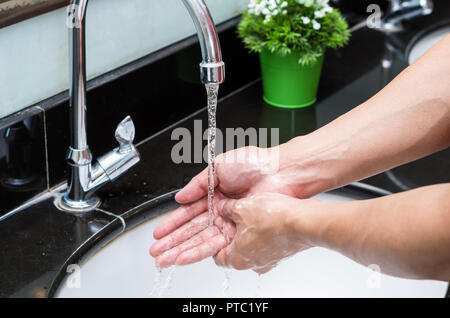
[217,199,238,221]
[175,168,219,204]
[175,169,208,204]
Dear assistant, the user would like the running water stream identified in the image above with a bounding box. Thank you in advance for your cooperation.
[206,84,219,226]
[151,84,221,297]
[206,84,234,295]
[150,266,176,298]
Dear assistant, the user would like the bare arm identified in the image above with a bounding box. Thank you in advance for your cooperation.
[216,184,450,281]
[279,35,450,198]
[301,183,450,280]
[151,36,450,270]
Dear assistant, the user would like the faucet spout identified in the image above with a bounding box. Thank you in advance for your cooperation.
[181,0,225,85]
[59,0,225,212]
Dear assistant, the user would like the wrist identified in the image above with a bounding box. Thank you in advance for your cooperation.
[276,136,340,198]
[293,200,362,252]
[280,197,320,250]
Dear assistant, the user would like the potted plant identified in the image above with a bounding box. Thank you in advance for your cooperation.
[238,0,350,108]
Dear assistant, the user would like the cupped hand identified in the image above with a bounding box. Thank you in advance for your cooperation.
[150,190,237,267]
[150,146,302,268]
[214,193,315,274]
[175,146,296,204]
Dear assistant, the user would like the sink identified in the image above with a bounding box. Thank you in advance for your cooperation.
[407,22,450,64]
[53,188,448,298]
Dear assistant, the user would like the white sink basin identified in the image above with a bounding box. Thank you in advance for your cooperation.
[55,191,448,298]
[408,24,450,64]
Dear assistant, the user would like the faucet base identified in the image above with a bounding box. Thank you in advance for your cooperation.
[54,193,101,213]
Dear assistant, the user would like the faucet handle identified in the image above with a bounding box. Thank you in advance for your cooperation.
[115,116,136,153]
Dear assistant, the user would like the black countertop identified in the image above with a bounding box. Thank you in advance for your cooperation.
[1,4,450,297]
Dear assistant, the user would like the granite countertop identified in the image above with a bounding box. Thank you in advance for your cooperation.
[1,3,450,297]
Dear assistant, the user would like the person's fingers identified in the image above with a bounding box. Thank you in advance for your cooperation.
[150,212,209,257]
[214,246,253,271]
[153,198,207,240]
[175,234,228,266]
[214,244,249,270]
[254,266,272,275]
[155,225,220,268]
[175,168,210,204]
[218,199,239,221]
[213,244,233,268]
[213,215,236,244]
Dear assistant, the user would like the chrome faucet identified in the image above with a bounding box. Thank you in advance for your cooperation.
[381,0,433,32]
[58,0,225,212]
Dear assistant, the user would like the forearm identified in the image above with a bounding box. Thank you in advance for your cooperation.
[277,35,450,197]
[300,184,450,281]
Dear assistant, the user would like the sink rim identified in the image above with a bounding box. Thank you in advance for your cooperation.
[48,184,385,298]
[48,190,180,297]
[405,19,450,64]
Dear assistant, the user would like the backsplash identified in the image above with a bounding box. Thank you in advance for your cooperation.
[0,20,396,215]
[1,0,448,216]
[0,0,248,119]
[0,24,262,215]
[0,107,48,213]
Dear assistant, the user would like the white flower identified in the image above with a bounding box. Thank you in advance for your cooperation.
[248,0,290,23]
[317,0,329,6]
[301,16,311,24]
[248,0,333,24]
[314,10,326,18]
[297,0,315,7]
[297,0,333,16]
[323,6,333,13]
[312,20,321,30]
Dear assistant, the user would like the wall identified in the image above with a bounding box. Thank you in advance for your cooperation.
[0,0,248,118]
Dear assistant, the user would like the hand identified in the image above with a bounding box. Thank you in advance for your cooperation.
[175,146,296,204]
[150,146,299,267]
[214,193,315,274]
[150,191,236,267]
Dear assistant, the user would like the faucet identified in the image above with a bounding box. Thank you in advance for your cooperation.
[58,0,225,212]
[381,0,433,32]
[379,0,434,87]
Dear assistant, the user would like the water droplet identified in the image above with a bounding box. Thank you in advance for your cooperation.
[255,274,263,298]
[222,268,232,297]
[149,267,162,297]
[158,266,176,298]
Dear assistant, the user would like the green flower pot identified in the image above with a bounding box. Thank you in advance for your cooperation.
[259,50,324,109]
